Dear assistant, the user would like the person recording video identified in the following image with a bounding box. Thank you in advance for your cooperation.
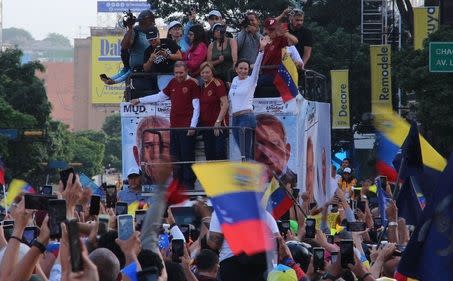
[236,12,263,65]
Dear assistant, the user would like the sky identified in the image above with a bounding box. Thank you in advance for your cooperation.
[3,0,99,41]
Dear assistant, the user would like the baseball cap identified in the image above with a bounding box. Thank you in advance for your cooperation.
[127,166,141,177]
[267,264,297,281]
[168,21,182,30]
[208,10,222,18]
[145,27,159,40]
[212,23,225,32]
[343,167,352,174]
[137,10,155,22]
[264,17,279,30]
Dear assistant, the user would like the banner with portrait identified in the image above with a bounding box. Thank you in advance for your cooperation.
[253,98,300,190]
[120,101,171,188]
[298,101,332,205]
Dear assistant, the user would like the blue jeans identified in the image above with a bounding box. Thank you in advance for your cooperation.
[232,112,256,160]
[202,130,227,161]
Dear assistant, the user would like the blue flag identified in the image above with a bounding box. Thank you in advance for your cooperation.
[398,154,453,280]
[394,121,423,225]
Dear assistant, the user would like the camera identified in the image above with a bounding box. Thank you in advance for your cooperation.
[119,9,136,28]
[184,5,198,16]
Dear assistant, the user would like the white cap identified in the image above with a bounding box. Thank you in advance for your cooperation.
[208,10,221,18]
[343,167,352,174]
[168,21,182,30]
[127,166,141,177]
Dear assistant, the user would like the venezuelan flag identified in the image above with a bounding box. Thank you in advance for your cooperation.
[273,49,299,103]
[192,162,273,256]
[374,105,446,199]
[0,159,5,185]
[128,200,148,215]
[5,179,36,206]
[262,178,293,220]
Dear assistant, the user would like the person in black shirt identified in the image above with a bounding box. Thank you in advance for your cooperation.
[276,8,313,66]
[143,27,182,74]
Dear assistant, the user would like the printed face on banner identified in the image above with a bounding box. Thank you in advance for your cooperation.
[253,99,298,188]
[121,102,171,185]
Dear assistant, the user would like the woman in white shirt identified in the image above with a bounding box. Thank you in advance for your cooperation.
[228,37,269,160]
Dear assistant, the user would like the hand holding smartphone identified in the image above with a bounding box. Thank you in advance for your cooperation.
[48,199,67,239]
[67,219,84,272]
[171,239,184,263]
[340,239,354,268]
[89,195,101,216]
[305,218,316,239]
[117,215,134,240]
[313,247,325,271]
[115,202,128,216]
[60,168,76,189]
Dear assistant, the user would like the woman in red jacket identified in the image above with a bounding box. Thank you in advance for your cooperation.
[183,24,208,78]
[198,61,229,160]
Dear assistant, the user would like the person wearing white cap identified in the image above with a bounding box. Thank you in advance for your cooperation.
[167,21,190,54]
[338,166,357,199]
[117,166,148,204]
[207,10,222,27]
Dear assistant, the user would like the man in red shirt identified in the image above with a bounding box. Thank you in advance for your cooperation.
[131,61,200,189]
[258,17,298,88]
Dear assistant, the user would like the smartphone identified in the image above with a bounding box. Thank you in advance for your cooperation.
[41,185,53,195]
[331,251,339,263]
[137,266,159,281]
[60,168,75,189]
[356,200,366,213]
[22,226,39,245]
[170,206,197,226]
[115,202,128,216]
[313,247,325,271]
[24,194,57,210]
[277,220,291,236]
[379,176,388,190]
[117,214,134,240]
[326,234,334,244]
[89,195,101,216]
[3,224,14,241]
[48,199,67,239]
[179,224,190,242]
[305,218,316,239]
[98,215,110,236]
[340,240,355,268]
[135,210,146,231]
[171,239,184,263]
[67,219,83,272]
[347,221,366,232]
[2,220,14,226]
[99,74,109,80]
[373,217,383,229]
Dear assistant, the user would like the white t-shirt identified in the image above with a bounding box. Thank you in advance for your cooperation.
[209,210,279,262]
[228,51,264,114]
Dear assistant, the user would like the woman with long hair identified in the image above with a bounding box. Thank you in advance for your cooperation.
[198,62,229,160]
[228,36,269,160]
[207,23,237,82]
[183,24,207,77]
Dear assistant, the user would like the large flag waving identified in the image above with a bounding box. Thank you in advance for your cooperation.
[374,105,446,201]
[5,179,36,206]
[398,154,453,280]
[273,48,299,103]
[192,162,273,255]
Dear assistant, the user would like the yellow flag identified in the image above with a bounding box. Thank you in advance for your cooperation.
[192,162,265,197]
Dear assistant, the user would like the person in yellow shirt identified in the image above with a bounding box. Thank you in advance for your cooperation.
[338,167,357,199]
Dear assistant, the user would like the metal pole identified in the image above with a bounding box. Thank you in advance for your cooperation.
[0,0,3,50]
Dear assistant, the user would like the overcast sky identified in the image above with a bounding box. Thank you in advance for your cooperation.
[3,0,98,41]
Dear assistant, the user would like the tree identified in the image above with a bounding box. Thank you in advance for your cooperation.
[394,27,453,156]
[102,114,122,171]
[72,133,105,177]
[42,33,72,48]
[3,27,34,46]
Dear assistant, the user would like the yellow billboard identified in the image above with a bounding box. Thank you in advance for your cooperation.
[330,69,350,129]
[91,36,126,104]
[414,7,439,50]
[370,45,392,113]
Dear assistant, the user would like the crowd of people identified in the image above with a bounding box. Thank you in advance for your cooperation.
[0,157,414,281]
